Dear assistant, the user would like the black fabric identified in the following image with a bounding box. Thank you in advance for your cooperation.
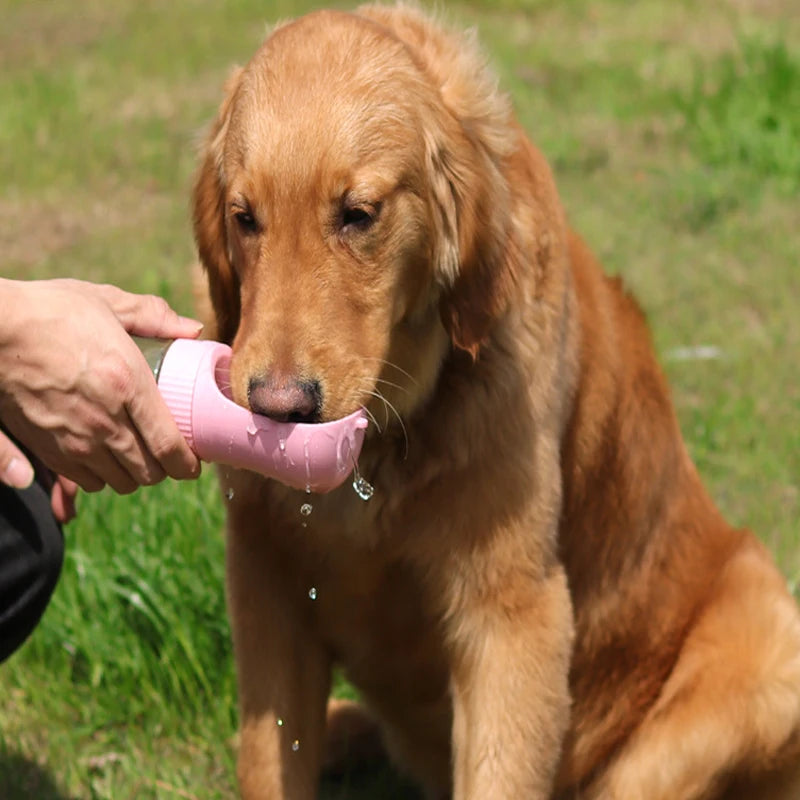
[0,447,64,663]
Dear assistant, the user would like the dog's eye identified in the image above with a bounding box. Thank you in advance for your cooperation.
[341,203,380,233]
[233,209,258,234]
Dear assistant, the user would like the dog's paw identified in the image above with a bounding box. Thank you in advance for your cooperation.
[324,697,387,776]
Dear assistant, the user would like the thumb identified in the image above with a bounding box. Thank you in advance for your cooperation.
[0,431,35,489]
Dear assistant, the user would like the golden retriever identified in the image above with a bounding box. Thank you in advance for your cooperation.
[192,5,800,798]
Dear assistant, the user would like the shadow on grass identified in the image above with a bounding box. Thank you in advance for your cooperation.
[320,759,425,800]
[0,752,77,800]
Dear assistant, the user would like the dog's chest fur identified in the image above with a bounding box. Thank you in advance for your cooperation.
[221,449,454,693]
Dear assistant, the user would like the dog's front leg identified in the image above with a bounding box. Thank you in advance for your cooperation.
[446,557,574,799]
[226,521,331,800]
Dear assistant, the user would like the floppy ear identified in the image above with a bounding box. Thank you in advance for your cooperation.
[359,3,517,358]
[192,67,244,345]
[425,123,515,359]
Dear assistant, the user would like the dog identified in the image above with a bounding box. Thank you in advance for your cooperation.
[192,5,800,798]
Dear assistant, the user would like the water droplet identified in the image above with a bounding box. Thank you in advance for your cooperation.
[352,476,374,501]
[351,461,374,501]
[300,503,313,517]
[291,739,300,752]
[303,438,312,487]
[246,422,257,435]
[308,587,317,600]
[277,718,284,727]
[225,487,235,501]
[278,438,286,453]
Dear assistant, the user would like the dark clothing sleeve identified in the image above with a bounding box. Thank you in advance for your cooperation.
[0,450,64,663]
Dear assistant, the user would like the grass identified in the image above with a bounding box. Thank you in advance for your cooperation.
[1,0,798,797]
[676,36,800,192]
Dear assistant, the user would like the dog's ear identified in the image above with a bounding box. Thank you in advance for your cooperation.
[425,123,515,360]
[359,4,517,358]
[192,67,244,345]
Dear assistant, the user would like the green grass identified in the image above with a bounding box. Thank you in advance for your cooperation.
[1,0,798,797]
[676,36,800,193]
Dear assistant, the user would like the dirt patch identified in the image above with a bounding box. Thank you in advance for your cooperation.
[0,1,123,72]
[729,0,800,18]
[0,186,171,272]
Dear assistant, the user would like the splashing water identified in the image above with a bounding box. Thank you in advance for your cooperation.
[300,503,313,517]
[291,740,300,752]
[308,587,317,601]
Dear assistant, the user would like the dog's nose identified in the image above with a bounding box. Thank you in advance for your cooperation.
[247,375,322,423]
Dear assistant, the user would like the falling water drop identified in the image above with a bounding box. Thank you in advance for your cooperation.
[277,718,284,727]
[351,461,374,501]
[308,587,317,601]
[353,476,374,501]
[225,487,235,501]
[300,503,313,517]
[278,438,286,453]
[291,740,300,752]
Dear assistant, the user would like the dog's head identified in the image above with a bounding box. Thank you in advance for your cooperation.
[193,5,517,424]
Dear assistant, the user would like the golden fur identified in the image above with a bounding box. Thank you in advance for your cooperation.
[192,5,800,798]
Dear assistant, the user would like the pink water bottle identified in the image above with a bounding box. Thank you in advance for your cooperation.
[134,337,368,493]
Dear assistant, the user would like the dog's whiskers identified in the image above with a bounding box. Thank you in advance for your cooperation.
[374,377,411,395]
[360,387,409,459]
[358,356,418,387]
[360,404,383,434]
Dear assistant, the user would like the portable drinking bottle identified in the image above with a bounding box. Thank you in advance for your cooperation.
[134,337,368,493]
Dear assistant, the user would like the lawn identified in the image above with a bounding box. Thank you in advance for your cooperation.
[1,0,798,797]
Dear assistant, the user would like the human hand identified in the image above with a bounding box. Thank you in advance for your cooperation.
[0,429,78,522]
[0,278,203,495]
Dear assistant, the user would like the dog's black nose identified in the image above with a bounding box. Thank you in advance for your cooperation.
[247,375,322,423]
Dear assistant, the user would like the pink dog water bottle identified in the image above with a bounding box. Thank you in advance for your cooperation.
[133,337,368,493]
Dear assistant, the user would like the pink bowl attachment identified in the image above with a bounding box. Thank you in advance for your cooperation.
[157,339,368,493]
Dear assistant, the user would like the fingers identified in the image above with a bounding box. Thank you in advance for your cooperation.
[121,346,202,482]
[56,462,105,494]
[0,279,203,495]
[73,334,200,486]
[125,387,201,481]
[105,419,168,491]
[55,410,169,494]
[2,430,79,523]
[0,430,34,489]
[98,285,204,341]
[51,476,78,523]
